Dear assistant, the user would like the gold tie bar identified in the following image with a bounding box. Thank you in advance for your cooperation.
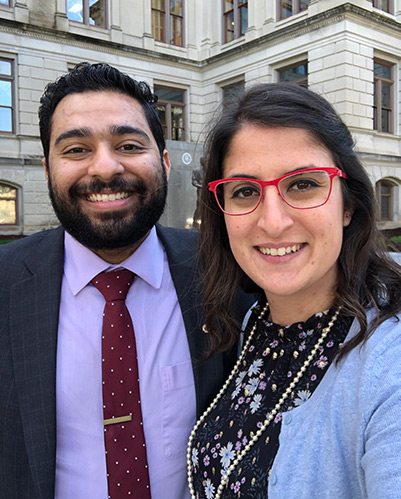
[103,415,132,426]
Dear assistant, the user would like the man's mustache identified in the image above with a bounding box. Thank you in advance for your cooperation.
[69,177,148,198]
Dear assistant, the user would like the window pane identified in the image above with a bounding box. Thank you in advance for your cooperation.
[67,0,84,22]
[89,0,105,26]
[224,1,234,13]
[0,60,11,76]
[0,199,16,224]
[381,197,390,218]
[374,62,391,79]
[171,105,183,128]
[224,11,234,42]
[381,83,391,108]
[152,0,165,9]
[381,109,390,133]
[381,184,391,195]
[0,107,12,132]
[170,15,182,45]
[240,5,248,35]
[152,10,165,41]
[156,104,167,138]
[170,0,182,16]
[280,0,293,18]
[280,63,307,83]
[156,88,184,102]
[0,0,10,5]
[223,82,245,102]
[300,0,309,11]
[0,80,11,107]
[0,185,16,198]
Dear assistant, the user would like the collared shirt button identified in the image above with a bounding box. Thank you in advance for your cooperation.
[283,413,292,425]
[270,473,277,485]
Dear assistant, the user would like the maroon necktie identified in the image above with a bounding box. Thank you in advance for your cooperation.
[92,270,151,498]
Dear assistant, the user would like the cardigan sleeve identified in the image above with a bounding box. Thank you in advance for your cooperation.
[361,318,401,497]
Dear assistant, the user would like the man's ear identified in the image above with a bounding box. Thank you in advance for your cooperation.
[162,149,171,181]
[42,157,49,183]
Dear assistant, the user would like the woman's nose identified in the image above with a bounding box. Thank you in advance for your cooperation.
[256,185,294,236]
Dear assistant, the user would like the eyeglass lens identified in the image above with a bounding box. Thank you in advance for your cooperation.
[216,170,332,215]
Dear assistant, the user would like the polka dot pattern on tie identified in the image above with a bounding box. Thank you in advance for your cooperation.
[92,270,151,498]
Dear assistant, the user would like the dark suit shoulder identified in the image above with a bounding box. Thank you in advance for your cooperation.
[0,227,64,282]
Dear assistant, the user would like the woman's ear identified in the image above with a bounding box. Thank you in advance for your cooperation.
[343,210,353,227]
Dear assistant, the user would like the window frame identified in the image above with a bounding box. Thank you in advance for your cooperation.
[0,181,18,226]
[373,59,394,134]
[154,85,186,141]
[221,80,245,104]
[0,57,15,134]
[278,0,309,21]
[376,179,395,221]
[277,60,308,86]
[372,0,392,14]
[66,0,108,28]
[222,0,248,44]
[151,0,184,47]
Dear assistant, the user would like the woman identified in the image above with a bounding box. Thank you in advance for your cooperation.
[187,83,401,498]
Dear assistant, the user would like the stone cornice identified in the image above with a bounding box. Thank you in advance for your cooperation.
[0,3,399,69]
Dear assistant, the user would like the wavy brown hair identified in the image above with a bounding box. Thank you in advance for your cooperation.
[199,83,401,361]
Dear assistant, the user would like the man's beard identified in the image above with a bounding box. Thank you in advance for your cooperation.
[47,167,168,251]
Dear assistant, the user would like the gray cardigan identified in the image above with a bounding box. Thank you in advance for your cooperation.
[268,310,401,498]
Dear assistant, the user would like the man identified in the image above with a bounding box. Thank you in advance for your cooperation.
[0,63,253,498]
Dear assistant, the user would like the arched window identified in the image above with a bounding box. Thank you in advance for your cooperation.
[376,179,395,221]
[0,182,18,225]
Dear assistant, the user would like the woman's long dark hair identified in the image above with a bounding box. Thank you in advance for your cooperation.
[199,83,401,361]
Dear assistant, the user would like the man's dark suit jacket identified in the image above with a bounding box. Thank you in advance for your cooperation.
[0,225,254,498]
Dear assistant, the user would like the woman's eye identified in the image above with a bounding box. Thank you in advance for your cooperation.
[288,179,318,191]
[232,186,259,198]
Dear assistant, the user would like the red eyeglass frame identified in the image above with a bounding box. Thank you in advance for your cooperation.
[208,167,347,216]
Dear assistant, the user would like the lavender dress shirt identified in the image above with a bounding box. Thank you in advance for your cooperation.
[55,227,195,498]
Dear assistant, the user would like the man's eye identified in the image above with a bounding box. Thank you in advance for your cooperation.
[119,143,142,152]
[64,147,87,155]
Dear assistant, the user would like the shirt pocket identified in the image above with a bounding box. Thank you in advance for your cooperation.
[161,360,196,460]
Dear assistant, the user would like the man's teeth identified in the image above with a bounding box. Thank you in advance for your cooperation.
[87,192,131,202]
[258,244,302,256]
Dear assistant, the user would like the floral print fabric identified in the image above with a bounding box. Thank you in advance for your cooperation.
[190,303,352,498]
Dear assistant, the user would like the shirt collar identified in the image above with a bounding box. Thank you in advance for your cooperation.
[64,226,164,296]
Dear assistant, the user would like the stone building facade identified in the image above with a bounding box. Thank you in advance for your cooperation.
[0,0,400,234]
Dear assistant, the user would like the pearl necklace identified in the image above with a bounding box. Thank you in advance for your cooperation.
[187,304,341,498]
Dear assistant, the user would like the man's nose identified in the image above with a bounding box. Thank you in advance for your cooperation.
[87,146,124,181]
[256,186,294,236]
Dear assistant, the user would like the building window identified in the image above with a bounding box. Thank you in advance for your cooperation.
[0,183,17,225]
[154,86,185,141]
[376,180,395,221]
[0,0,11,6]
[151,0,184,47]
[374,60,393,133]
[279,0,309,20]
[373,0,392,13]
[0,58,14,134]
[66,0,106,27]
[223,1,248,43]
[278,61,308,86]
[222,81,245,103]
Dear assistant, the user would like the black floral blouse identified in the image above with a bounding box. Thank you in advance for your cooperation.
[189,302,353,498]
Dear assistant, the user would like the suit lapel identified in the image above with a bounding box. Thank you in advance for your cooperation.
[10,228,64,498]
